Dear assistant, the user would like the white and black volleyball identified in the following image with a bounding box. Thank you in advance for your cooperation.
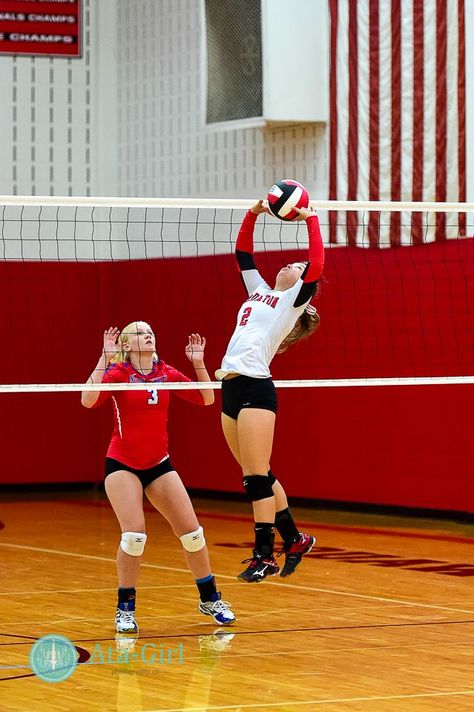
[267,179,310,221]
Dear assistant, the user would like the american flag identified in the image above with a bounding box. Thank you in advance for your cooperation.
[328,0,466,246]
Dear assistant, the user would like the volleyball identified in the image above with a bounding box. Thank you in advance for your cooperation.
[267,179,310,221]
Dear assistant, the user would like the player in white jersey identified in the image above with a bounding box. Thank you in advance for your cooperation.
[216,200,325,582]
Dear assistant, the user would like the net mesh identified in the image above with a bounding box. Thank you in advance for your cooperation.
[1,197,473,391]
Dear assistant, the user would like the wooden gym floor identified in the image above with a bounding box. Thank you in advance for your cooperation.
[0,490,473,711]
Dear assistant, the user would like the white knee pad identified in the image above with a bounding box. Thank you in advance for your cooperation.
[180,525,206,552]
[120,531,147,557]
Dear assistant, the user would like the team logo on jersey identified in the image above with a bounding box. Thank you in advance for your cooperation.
[246,292,280,309]
[129,374,167,383]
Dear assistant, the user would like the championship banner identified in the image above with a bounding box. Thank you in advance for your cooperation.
[0,0,81,57]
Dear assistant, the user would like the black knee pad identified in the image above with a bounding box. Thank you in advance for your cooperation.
[243,475,274,502]
[267,469,276,486]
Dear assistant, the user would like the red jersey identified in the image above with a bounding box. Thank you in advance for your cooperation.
[92,359,204,469]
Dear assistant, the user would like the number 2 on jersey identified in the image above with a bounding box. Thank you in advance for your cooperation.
[239,306,252,326]
[147,388,159,405]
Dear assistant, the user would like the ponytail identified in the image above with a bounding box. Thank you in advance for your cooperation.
[277,306,320,355]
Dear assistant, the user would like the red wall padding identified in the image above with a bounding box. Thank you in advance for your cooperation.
[1,240,473,512]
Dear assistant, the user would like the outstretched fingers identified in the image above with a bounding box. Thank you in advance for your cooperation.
[292,205,316,221]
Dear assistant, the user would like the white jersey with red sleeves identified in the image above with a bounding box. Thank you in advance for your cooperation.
[216,210,325,380]
[216,279,307,379]
[92,359,204,469]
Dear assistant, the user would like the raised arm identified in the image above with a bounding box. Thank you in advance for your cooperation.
[184,333,214,406]
[235,201,269,295]
[292,207,325,308]
[81,327,120,408]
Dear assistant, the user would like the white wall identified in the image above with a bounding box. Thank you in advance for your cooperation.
[1,0,471,211]
[0,0,328,200]
[114,0,328,200]
[0,0,118,197]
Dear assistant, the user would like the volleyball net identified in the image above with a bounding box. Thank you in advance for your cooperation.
[1,195,473,393]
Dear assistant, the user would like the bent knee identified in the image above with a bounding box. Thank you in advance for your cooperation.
[120,531,147,556]
[179,525,206,552]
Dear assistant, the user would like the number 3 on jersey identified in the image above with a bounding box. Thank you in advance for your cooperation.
[239,306,252,327]
[147,388,159,405]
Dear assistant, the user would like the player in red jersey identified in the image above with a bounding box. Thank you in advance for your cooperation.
[82,321,235,634]
[216,202,325,583]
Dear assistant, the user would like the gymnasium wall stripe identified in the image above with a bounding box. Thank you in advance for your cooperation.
[458,0,466,235]
[368,0,379,248]
[328,0,338,245]
[390,0,401,245]
[435,0,448,240]
[346,0,358,246]
[411,0,424,245]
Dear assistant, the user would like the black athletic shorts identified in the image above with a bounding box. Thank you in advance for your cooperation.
[105,456,174,488]
[221,375,278,420]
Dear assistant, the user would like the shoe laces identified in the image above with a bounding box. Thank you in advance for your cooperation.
[210,598,232,614]
[241,552,273,565]
[240,556,259,565]
[118,609,136,626]
[276,545,295,557]
[277,535,303,557]
[277,543,292,557]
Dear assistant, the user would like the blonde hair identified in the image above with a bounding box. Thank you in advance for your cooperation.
[277,306,320,355]
[110,321,156,363]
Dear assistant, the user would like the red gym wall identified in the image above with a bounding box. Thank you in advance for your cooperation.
[1,240,473,513]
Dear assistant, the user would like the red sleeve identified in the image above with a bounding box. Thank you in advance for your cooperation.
[303,215,325,283]
[90,363,125,408]
[235,210,257,255]
[165,364,205,406]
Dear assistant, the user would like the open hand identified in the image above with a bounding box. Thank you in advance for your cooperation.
[292,206,317,221]
[103,327,120,362]
[185,333,206,363]
[250,199,270,216]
